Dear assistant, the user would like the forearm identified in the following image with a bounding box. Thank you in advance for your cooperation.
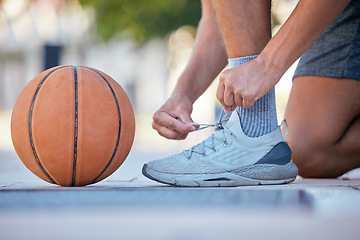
[260,0,351,82]
[172,0,228,104]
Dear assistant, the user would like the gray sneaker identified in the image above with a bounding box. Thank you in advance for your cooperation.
[142,111,298,187]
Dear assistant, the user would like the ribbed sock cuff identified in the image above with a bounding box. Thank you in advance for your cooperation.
[228,55,258,68]
[237,88,278,137]
[228,55,278,137]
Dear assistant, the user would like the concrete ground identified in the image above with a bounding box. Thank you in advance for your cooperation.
[1,148,360,240]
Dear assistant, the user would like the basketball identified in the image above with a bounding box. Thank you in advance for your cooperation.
[10,65,135,186]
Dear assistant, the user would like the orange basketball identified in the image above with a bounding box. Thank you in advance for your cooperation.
[11,65,135,186]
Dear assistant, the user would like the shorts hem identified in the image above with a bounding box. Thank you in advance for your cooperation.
[293,71,360,81]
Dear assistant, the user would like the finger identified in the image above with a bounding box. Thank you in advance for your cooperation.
[179,112,195,125]
[230,105,237,112]
[242,98,256,109]
[233,93,243,109]
[223,88,235,110]
[216,82,229,111]
[152,122,188,140]
[153,111,195,134]
[219,70,236,111]
[179,113,199,130]
[216,82,225,105]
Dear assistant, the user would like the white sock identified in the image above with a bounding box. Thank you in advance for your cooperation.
[228,55,278,137]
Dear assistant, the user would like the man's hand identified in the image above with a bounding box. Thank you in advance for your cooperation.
[152,94,196,140]
[216,57,279,111]
[152,0,227,140]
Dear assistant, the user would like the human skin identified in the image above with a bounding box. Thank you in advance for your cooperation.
[214,0,360,177]
[152,0,228,140]
[153,0,350,138]
[217,0,352,110]
[152,0,360,178]
[285,77,360,177]
[152,0,271,139]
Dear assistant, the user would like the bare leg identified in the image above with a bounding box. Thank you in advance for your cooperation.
[284,76,360,177]
[212,0,278,137]
[212,0,271,57]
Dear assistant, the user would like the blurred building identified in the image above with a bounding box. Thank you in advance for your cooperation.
[0,0,169,114]
[0,0,197,151]
[0,0,88,108]
[0,0,298,151]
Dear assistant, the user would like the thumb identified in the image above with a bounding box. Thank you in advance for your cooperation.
[179,113,197,131]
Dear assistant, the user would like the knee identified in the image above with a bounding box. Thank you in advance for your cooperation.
[287,136,341,178]
[291,148,330,178]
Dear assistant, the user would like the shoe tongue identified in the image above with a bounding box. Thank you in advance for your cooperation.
[224,110,245,139]
[189,111,240,154]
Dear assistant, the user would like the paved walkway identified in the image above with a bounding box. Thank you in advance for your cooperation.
[1,149,360,240]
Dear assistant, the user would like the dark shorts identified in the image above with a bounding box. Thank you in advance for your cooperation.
[294,0,360,81]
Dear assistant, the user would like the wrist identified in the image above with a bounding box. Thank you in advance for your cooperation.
[170,91,194,106]
[257,51,287,84]
[171,74,203,104]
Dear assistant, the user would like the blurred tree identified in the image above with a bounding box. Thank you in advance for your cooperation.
[79,0,201,43]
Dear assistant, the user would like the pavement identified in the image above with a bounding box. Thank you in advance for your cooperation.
[1,146,360,240]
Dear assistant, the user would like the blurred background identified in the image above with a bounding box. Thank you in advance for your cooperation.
[0,0,298,154]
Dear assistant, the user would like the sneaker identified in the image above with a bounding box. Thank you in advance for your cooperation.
[142,110,298,187]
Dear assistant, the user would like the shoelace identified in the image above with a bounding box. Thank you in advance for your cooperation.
[183,109,234,159]
[183,108,290,159]
[279,119,289,138]
[190,108,232,131]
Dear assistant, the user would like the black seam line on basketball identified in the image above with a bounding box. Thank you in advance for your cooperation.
[29,65,71,185]
[71,66,79,186]
[79,67,122,184]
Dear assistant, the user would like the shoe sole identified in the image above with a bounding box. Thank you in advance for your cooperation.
[142,162,297,187]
